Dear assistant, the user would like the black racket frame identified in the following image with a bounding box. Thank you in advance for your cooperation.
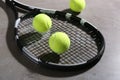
[6,0,105,70]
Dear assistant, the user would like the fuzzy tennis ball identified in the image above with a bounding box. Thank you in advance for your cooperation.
[32,13,52,33]
[70,0,86,12]
[49,32,71,54]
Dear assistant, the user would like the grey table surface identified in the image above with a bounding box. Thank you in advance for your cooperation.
[0,0,120,80]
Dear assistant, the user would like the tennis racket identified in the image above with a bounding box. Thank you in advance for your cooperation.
[5,0,105,70]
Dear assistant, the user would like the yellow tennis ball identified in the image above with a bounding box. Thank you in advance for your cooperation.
[70,0,86,12]
[32,13,52,33]
[49,32,71,54]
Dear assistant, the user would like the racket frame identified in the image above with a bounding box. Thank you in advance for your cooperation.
[6,0,105,70]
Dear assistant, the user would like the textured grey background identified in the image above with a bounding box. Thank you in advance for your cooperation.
[0,0,120,80]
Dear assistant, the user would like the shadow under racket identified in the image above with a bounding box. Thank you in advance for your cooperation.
[0,0,102,77]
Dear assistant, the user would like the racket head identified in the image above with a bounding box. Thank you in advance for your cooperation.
[6,0,105,70]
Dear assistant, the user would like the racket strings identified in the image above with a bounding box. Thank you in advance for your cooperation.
[51,19,98,64]
[17,16,98,64]
[18,18,34,36]
[23,31,51,57]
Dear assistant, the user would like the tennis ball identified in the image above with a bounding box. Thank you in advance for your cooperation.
[70,0,86,12]
[32,13,52,33]
[49,32,71,54]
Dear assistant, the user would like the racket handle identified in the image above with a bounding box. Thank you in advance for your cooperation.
[6,0,18,19]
